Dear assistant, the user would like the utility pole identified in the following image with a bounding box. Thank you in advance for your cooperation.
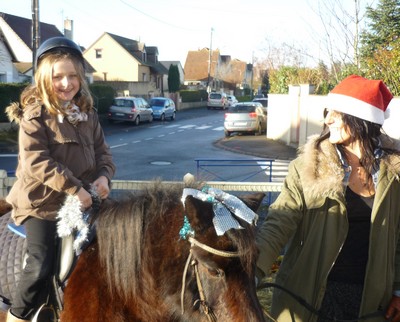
[206,27,213,93]
[32,0,40,76]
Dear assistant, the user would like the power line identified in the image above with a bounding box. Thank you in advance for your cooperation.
[119,0,205,32]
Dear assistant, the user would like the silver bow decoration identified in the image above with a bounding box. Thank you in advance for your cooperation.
[181,187,258,236]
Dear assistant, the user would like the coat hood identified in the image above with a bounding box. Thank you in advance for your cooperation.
[298,134,400,206]
[6,101,42,125]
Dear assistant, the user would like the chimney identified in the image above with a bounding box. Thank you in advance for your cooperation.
[64,19,73,40]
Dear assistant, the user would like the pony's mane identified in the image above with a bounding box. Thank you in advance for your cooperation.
[95,181,258,302]
[96,181,189,300]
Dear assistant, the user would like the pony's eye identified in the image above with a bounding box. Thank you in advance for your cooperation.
[208,268,224,278]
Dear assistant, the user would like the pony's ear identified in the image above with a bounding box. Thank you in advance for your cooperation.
[239,193,265,212]
[0,199,12,217]
[184,195,214,229]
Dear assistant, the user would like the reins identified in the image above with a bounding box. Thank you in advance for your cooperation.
[180,236,241,322]
[257,281,383,322]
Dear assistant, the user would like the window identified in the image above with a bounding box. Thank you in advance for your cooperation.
[95,49,102,59]
[142,73,147,82]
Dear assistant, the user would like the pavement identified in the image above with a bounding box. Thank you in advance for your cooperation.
[214,135,297,160]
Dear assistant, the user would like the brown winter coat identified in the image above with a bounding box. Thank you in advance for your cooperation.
[256,134,400,322]
[6,102,115,225]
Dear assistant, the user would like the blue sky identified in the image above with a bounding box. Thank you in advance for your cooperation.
[1,0,369,66]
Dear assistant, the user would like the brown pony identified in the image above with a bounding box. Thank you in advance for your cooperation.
[61,182,266,322]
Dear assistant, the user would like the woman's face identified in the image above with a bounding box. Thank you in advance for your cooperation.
[324,109,353,146]
[52,58,80,104]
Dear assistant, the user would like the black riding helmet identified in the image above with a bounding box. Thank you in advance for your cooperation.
[35,36,84,69]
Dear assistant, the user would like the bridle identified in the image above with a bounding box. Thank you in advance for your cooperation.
[180,236,241,322]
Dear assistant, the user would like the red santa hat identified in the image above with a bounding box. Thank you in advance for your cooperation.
[327,75,393,125]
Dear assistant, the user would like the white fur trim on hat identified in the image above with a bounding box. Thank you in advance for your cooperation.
[327,92,385,125]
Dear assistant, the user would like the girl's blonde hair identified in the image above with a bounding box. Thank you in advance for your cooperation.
[21,51,93,115]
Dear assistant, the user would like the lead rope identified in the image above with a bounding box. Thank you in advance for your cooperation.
[180,236,241,321]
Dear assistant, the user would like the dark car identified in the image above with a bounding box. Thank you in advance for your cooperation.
[224,102,267,137]
[252,97,268,107]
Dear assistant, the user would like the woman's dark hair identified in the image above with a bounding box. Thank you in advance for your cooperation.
[316,110,381,175]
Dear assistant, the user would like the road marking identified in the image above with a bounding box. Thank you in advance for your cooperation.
[196,126,212,129]
[131,140,141,144]
[158,134,165,137]
[110,143,128,149]
[213,127,224,131]
[165,124,180,128]
[144,137,153,141]
[179,125,196,129]
[0,154,18,157]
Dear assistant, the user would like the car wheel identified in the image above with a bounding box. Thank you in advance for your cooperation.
[171,112,176,121]
[160,113,165,121]
[134,116,140,125]
[224,130,230,137]
[207,106,211,110]
[149,114,153,123]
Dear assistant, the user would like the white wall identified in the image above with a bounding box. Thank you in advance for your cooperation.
[267,85,400,147]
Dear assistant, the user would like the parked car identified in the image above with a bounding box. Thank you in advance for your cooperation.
[226,95,238,107]
[107,97,153,125]
[252,97,268,107]
[207,92,228,110]
[149,97,176,121]
[224,102,267,137]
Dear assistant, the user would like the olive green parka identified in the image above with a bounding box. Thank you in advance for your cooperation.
[256,134,400,322]
[6,102,115,225]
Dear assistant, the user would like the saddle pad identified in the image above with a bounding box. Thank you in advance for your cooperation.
[0,212,26,306]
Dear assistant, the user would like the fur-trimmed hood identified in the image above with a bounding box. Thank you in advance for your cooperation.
[296,134,400,206]
[5,102,24,124]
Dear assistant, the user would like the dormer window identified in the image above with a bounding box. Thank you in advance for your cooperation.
[95,49,102,59]
[142,52,147,62]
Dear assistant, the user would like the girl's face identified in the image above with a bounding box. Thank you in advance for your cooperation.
[324,109,353,146]
[52,58,80,104]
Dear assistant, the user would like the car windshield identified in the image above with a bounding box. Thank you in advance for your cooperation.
[210,93,222,99]
[229,105,255,113]
[150,99,165,107]
[113,99,134,107]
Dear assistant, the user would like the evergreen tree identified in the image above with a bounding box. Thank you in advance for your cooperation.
[360,0,400,95]
[360,0,400,58]
[168,64,180,93]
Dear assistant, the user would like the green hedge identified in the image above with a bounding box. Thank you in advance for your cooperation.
[180,89,208,102]
[0,83,115,122]
[89,84,116,114]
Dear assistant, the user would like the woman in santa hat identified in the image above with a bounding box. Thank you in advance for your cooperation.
[256,75,400,322]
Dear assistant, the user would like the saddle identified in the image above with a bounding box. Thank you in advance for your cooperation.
[0,211,95,315]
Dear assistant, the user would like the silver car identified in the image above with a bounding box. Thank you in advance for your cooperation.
[107,97,153,125]
[207,92,228,110]
[224,102,267,137]
[149,97,176,121]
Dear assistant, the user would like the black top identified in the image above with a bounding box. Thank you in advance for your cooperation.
[328,188,373,284]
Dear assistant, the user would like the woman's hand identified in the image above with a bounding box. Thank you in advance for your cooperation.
[386,296,400,321]
[92,176,110,199]
[75,187,92,210]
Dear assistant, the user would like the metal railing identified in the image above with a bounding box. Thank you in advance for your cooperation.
[0,170,283,201]
[195,158,274,182]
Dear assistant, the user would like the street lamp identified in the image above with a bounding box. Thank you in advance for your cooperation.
[207,27,213,93]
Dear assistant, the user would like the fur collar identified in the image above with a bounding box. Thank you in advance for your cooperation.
[298,134,400,206]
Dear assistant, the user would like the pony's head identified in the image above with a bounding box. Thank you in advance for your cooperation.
[67,181,266,321]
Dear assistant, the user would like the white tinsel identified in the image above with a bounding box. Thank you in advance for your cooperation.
[56,194,88,253]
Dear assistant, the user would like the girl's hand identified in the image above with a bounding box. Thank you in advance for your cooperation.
[92,176,110,199]
[75,187,92,210]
